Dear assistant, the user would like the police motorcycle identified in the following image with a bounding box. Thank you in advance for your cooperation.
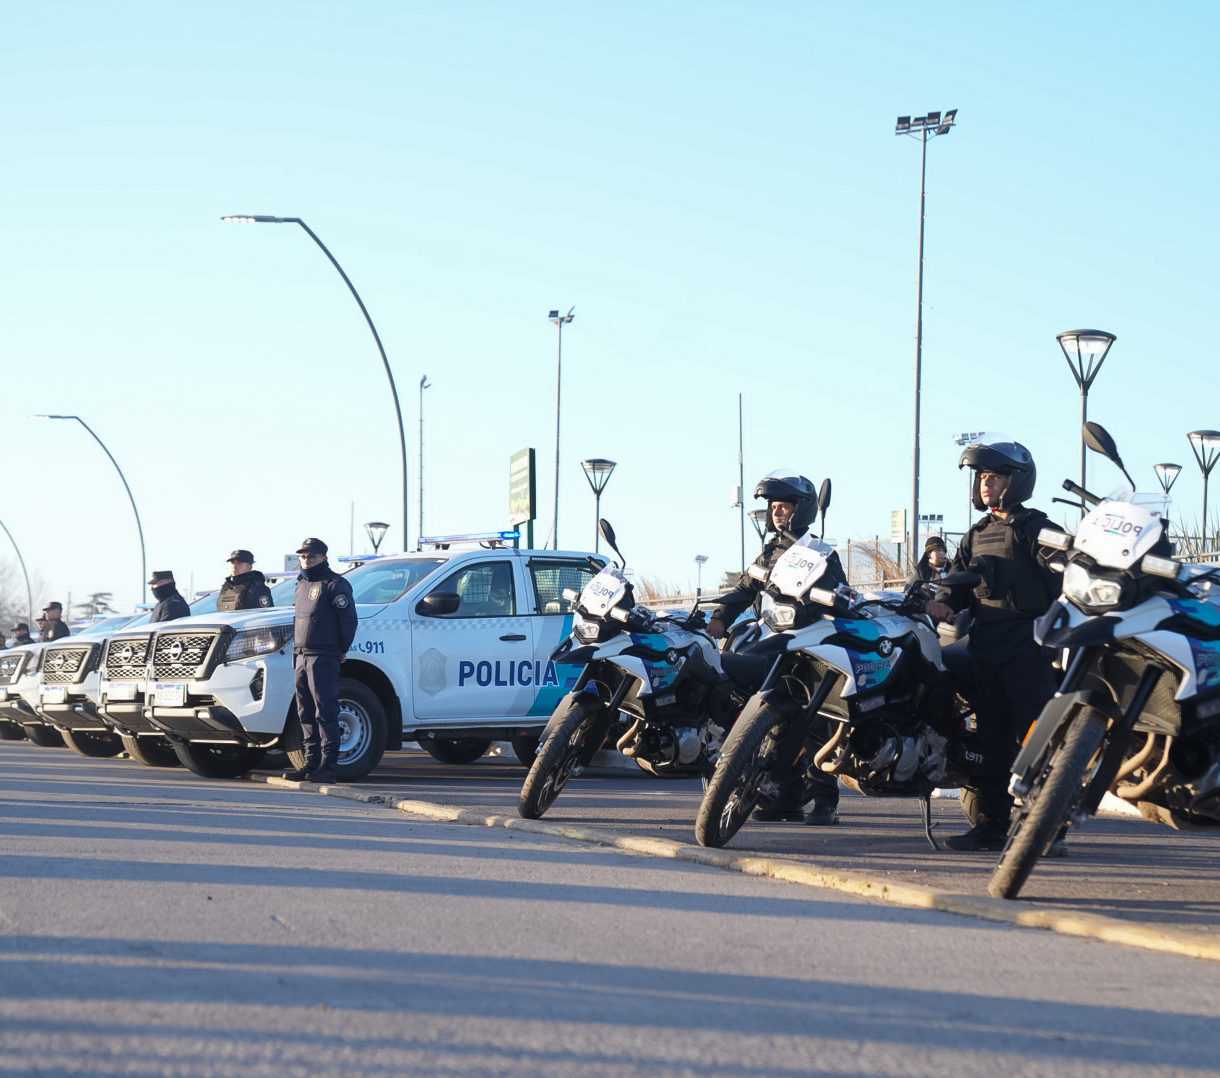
[989,422,1220,898]
[517,520,771,820]
[694,510,982,849]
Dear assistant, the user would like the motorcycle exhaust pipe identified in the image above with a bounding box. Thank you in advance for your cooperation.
[617,718,644,757]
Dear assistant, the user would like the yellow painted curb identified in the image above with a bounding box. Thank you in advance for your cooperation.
[255,775,1220,962]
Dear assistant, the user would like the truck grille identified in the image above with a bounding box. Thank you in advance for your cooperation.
[0,652,27,686]
[105,635,152,680]
[41,645,97,685]
[151,631,219,680]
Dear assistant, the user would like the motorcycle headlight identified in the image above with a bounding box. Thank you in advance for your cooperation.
[760,592,796,630]
[1062,562,1125,612]
[223,624,294,663]
[573,614,601,643]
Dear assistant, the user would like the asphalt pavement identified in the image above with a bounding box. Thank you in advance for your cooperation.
[247,745,1220,960]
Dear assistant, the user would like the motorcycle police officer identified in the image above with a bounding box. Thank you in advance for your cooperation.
[284,537,358,784]
[217,549,273,612]
[925,438,1064,851]
[148,571,190,622]
[708,471,847,826]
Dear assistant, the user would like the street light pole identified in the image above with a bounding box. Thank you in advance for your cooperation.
[364,521,389,554]
[32,414,146,602]
[695,554,708,599]
[1188,430,1220,549]
[895,108,958,567]
[1153,462,1182,496]
[1057,329,1117,510]
[749,508,769,549]
[0,516,33,624]
[580,458,616,553]
[222,215,409,547]
[549,308,575,550]
[952,430,986,533]
[419,374,431,541]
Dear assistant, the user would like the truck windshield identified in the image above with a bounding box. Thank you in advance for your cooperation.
[344,558,447,605]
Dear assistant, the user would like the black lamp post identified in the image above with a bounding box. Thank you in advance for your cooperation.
[222,215,409,547]
[549,307,576,549]
[1188,431,1220,548]
[364,521,389,555]
[895,108,958,566]
[33,414,146,602]
[695,554,708,598]
[1057,329,1117,508]
[749,508,769,548]
[580,458,616,552]
[1153,462,1182,496]
[418,374,431,537]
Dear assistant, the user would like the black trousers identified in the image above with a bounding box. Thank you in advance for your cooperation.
[293,652,343,766]
[942,641,1057,829]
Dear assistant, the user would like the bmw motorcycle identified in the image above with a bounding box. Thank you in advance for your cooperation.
[695,525,982,849]
[517,521,772,820]
[990,422,1220,899]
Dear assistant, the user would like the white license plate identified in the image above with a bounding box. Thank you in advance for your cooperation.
[152,681,186,707]
[41,686,67,704]
[107,683,138,701]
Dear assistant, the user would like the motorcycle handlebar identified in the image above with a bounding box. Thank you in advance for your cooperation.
[1061,478,1101,507]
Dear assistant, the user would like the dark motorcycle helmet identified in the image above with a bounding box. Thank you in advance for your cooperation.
[959,437,1036,510]
[754,471,818,534]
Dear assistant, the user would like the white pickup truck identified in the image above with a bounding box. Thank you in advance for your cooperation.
[95,543,604,780]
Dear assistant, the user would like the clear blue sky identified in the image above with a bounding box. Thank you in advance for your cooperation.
[3,0,1218,613]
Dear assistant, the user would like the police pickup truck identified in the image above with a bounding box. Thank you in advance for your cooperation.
[95,537,604,780]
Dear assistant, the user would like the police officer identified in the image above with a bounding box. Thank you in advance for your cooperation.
[925,438,1063,851]
[10,623,34,647]
[708,471,848,826]
[284,537,357,784]
[148,571,191,622]
[217,549,274,612]
[41,602,70,641]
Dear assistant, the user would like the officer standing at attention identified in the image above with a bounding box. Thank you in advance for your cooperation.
[11,622,34,647]
[708,471,848,827]
[41,602,71,641]
[148,571,191,622]
[284,538,358,784]
[925,438,1063,851]
[217,549,274,611]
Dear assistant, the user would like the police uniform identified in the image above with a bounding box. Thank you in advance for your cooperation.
[217,549,274,612]
[291,538,358,780]
[939,506,1062,838]
[148,572,190,622]
[40,605,71,641]
[11,623,34,647]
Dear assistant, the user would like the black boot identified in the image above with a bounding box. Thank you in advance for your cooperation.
[944,822,1007,851]
[282,762,318,782]
[804,802,839,826]
[309,762,339,783]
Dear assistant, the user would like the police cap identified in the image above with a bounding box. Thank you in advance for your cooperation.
[228,549,255,563]
[296,538,328,555]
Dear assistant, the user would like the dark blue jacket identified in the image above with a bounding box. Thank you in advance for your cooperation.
[150,584,190,623]
[294,561,358,656]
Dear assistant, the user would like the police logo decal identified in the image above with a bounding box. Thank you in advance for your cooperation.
[309,584,322,601]
[334,593,350,608]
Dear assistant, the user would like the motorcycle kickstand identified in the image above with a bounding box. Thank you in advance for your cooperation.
[919,795,941,851]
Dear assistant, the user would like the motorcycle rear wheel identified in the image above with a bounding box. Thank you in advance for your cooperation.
[695,703,787,848]
[988,710,1107,900]
[517,694,609,819]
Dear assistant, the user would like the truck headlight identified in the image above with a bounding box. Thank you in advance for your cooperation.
[223,624,294,663]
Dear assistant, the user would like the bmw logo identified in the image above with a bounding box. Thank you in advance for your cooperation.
[877,639,894,657]
[666,649,679,664]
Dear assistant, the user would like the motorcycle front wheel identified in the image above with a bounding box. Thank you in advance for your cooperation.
[517,693,611,819]
[988,710,1108,900]
[695,703,788,848]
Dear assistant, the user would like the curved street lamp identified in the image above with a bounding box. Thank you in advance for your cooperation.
[31,414,146,602]
[364,521,389,554]
[580,458,616,552]
[0,516,33,624]
[1057,329,1116,506]
[1188,430,1220,548]
[222,215,409,547]
[749,507,769,548]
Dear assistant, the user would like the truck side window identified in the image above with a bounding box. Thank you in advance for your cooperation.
[529,560,601,615]
[442,563,516,618]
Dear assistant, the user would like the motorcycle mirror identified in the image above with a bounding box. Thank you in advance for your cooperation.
[598,518,625,566]
[817,478,832,538]
[1083,421,1136,489]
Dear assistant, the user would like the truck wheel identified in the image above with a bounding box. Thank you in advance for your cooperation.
[282,679,388,781]
[172,742,267,779]
[0,719,27,740]
[421,737,493,765]
[511,730,540,767]
[60,729,123,758]
[119,733,181,768]
[22,724,65,748]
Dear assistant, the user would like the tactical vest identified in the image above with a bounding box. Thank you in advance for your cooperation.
[217,582,247,612]
[969,512,1056,618]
